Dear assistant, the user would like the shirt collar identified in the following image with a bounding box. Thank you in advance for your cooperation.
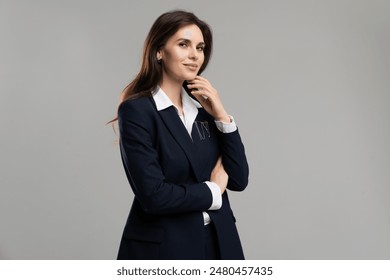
[153,87,202,136]
[153,87,202,112]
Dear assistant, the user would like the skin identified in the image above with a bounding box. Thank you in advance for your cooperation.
[157,24,229,193]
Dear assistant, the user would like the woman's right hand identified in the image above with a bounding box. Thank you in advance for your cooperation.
[210,157,228,194]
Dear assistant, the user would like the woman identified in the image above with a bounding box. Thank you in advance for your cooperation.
[113,10,249,260]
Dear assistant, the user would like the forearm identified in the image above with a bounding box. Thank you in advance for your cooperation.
[218,129,249,191]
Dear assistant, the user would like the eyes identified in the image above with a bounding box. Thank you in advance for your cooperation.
[178,42,205,52]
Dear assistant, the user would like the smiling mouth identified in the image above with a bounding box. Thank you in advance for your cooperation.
[184,64,198,70]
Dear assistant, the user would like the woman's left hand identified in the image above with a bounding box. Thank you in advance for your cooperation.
[187,76,231,123]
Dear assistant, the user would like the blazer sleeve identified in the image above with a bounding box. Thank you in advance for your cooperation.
[217,129,249,191]
[118,99,213,215]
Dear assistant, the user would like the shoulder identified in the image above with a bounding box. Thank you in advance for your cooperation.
[117,96,156,121]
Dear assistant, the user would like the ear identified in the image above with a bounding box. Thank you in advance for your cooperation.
[156,50,162,60]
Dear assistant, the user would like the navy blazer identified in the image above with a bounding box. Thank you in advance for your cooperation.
[117,94,249,260]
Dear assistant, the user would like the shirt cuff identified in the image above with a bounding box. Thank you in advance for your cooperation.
[215,115,237,133]
[205,181,222,210]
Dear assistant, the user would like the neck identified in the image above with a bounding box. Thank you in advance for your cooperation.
[159,76,183,109]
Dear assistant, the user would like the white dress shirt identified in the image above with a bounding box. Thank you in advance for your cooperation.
[153,87,237,225]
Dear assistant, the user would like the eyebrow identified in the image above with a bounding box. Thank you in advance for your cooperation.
[176,38,205,46]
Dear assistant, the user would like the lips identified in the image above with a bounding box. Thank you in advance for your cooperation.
[184,63,198,70]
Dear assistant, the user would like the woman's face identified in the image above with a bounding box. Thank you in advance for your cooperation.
[158,24,205,84]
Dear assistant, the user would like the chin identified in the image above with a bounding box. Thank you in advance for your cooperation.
[183,73,197,81]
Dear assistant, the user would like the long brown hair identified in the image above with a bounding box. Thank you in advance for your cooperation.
[108,10,213,124]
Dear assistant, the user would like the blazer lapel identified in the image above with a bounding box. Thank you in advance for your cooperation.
[157,106,203,182]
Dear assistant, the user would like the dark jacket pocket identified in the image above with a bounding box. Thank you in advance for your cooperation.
[123,223,165,243]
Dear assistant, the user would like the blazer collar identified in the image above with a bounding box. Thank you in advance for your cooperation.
[152,87,204,182]
[153,87,201,136]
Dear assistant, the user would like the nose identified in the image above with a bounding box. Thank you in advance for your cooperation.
[189,47,198,61]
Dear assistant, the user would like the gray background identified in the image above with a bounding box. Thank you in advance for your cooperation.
[1,0,389,259]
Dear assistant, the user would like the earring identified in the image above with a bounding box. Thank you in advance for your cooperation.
[157,57,162,64]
